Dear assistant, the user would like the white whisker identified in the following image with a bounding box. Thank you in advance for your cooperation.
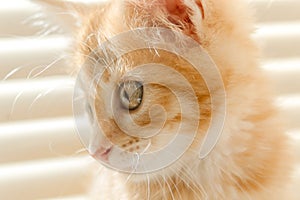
[2,67,21,81]
[146,173,151,200]
[30,55,67,78]
[9,91,24,119]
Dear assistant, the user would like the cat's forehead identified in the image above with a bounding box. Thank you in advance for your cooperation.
[79,0,244,42]
[78,0,205,54]
[73,0,253,75]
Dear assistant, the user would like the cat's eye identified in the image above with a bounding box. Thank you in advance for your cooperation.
[119,80,143,110]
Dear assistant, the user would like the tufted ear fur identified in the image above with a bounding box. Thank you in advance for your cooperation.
[126,0,205,41]
[163,0,205,22]
[166,0,205,40]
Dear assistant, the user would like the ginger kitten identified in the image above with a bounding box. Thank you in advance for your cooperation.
[35,0,297,199]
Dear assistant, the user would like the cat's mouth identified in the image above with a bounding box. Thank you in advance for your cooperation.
[92,146,113,161]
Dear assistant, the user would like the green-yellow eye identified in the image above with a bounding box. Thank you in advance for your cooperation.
[119,80,143,110]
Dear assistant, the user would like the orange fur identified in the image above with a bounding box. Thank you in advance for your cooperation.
[36,0,297,199]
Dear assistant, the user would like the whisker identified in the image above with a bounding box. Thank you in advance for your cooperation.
[143,146,205,200]
[2,68,22,81]
[164,174,175,200]
[73,148,87,155]
[146,173,151,200]
[153,174,166,199]
[169,166,204,200]
[30,55,67,78]
[168,174,183,200]
[27,83,73,112]
[1,63,34,81]
[9,91,24,119]
[174,167,202,196]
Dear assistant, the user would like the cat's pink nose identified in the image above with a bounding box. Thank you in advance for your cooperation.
[92,146,112,161]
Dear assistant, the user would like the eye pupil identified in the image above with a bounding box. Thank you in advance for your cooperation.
[119,80,143,110]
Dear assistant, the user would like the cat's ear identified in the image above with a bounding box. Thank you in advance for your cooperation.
[164,0,205,20]
[156,0,205,39]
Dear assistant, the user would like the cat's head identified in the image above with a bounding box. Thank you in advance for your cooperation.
[36,0,257,179]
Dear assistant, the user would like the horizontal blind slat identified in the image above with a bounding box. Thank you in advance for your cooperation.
[0,3,41,37]
[44,195,88,200]
[277,96,300,130]
[262,59,300,95]
[288,131,300,161]
[0,77,74,122]
[0,117,84,163]
[0,0,106,37]
[254,22,300,58]
[249,0,300,23]
[0,156,95,200]
[0,36,70,80]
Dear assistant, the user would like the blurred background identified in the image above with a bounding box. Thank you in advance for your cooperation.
[0,0,299,199]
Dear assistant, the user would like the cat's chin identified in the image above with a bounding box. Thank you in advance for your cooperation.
[124,173,151,183]
[120,170,174,183]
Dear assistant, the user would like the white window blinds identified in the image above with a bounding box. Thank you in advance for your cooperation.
[0,0,299,199]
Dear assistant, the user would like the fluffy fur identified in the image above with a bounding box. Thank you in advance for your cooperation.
[36,0,297,199]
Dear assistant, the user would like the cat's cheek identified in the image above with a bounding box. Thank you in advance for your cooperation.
[107,148,133,169]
